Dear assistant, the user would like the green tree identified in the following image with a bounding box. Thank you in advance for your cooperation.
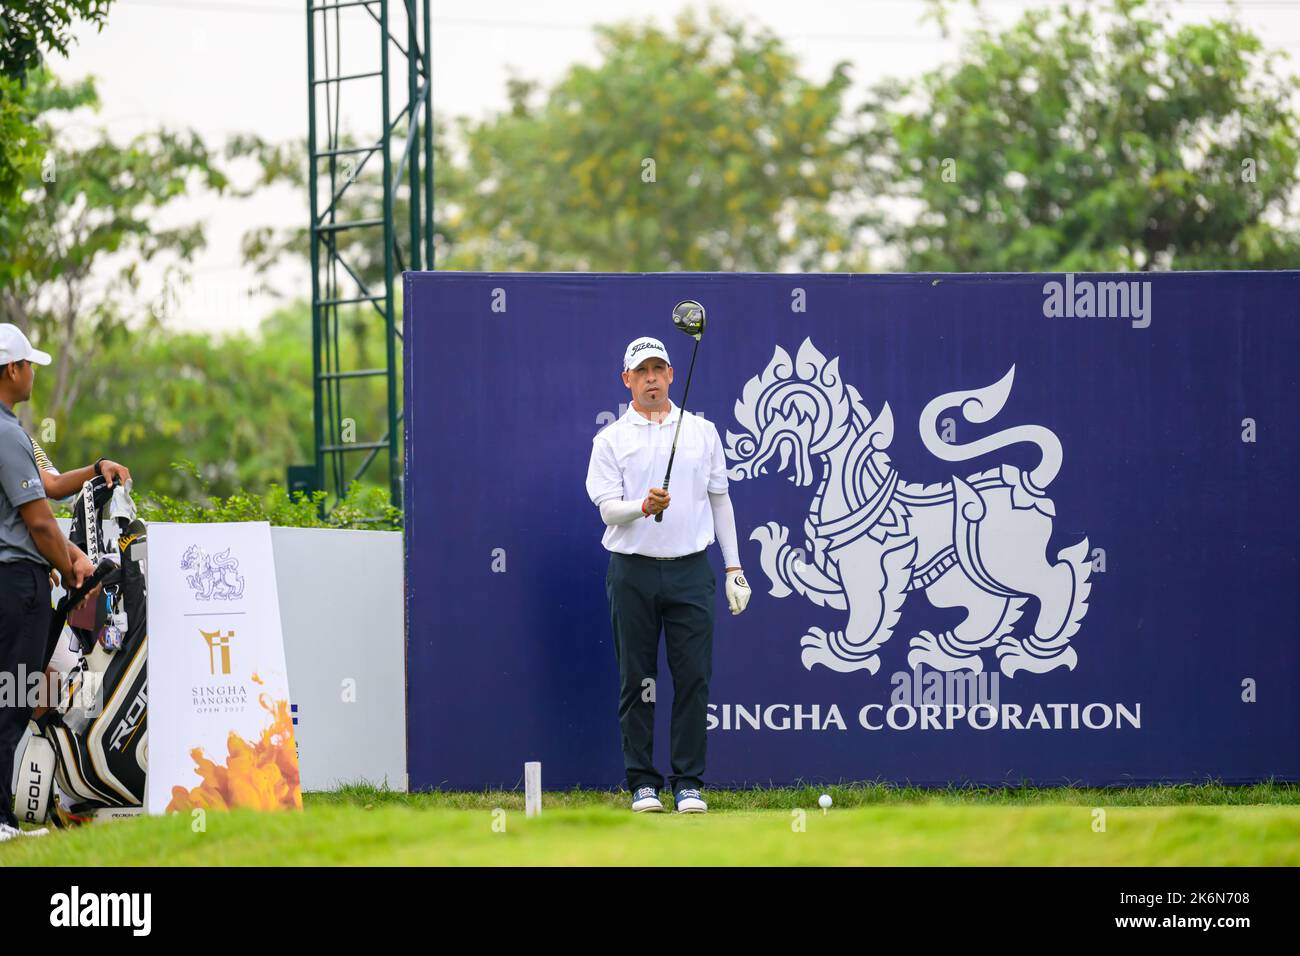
[28,302,397,502]
[245,7,864,276]
[0,1,115,210]
[0,73,39,217]
[0,1,113,79]
[0,69,228,429]
[446,7,862,271]
[858,0,1300,271]
[45,307,315,500]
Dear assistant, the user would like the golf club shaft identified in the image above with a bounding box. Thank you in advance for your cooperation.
[655,336,700,523]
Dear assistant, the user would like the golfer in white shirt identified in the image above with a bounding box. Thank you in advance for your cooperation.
[585,336,751,814]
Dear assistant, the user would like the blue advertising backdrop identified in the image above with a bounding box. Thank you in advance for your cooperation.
[404,271,1299,790]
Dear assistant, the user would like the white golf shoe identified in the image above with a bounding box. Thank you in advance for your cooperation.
[673,788,707,813]
[1,822,49,841]
[631,787,664,812]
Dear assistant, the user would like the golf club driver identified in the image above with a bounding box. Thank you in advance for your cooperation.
[655,299,706,522]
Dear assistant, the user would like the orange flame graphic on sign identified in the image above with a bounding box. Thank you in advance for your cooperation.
[166,693,302,813]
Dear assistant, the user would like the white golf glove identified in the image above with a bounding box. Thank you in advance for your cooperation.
[725,569,751,616]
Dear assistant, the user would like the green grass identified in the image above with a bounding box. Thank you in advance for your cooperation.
[314,779,1300,811]
[3,782,1298,867]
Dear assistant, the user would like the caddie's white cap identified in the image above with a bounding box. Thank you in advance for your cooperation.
[0,324,52,366]
[623,336,670,370]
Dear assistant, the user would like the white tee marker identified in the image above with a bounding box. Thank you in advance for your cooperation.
[525,761,542,817]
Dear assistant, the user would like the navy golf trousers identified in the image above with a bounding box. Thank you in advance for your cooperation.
[606,549,715,794]
[0,561,51,827]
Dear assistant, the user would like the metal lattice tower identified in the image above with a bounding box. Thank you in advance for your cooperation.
[307,0,433,508]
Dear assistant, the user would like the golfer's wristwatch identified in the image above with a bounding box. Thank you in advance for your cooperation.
[93,457,106,477]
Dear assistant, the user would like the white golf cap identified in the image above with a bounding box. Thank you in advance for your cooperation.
[0,324,52,366]
[623,336,670,370]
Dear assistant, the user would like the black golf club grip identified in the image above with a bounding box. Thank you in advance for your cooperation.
[59,558,119,614]
[653,472,672,523]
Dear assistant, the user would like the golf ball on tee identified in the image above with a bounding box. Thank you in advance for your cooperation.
[818,793,832,809]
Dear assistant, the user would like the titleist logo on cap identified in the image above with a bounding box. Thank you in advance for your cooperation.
[624,337,669,369]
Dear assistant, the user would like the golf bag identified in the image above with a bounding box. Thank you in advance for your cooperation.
[13,476,148,826]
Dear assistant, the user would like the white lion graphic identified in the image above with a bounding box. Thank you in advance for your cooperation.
[180,544,246,601]
[726,338,1092,678]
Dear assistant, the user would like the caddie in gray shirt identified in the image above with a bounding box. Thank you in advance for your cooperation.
[0,323,94,842]
[0,403,50,565]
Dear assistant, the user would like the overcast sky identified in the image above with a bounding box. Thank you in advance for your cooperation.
[49,0,1300,333]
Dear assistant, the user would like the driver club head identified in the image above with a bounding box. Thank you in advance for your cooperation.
[672,300,706,340]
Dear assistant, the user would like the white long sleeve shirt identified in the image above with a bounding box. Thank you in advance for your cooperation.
[586,401,739,565]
